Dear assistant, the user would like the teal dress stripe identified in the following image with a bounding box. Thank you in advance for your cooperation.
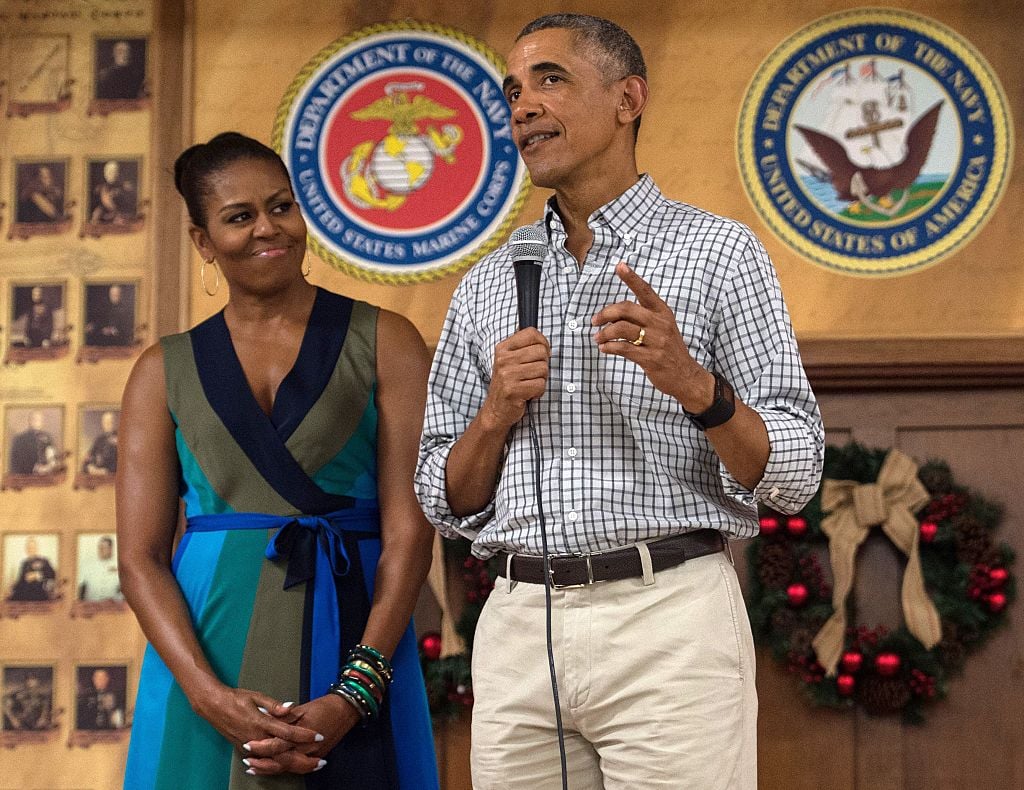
[309,394,378,500]
[123,645,173,790]
[173,419,233,517]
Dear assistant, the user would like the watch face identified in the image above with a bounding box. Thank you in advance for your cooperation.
[9,36,70,104]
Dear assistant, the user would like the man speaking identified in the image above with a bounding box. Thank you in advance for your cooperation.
[416,13,824,789]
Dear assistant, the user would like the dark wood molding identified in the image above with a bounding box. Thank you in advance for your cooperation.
[151,0,190,337]
[800,337,1024,391]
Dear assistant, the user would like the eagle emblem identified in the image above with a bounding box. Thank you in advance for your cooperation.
[341,82,464,211]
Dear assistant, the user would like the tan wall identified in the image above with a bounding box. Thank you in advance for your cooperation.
[188,0,1023,345]
[0,1,1020,788]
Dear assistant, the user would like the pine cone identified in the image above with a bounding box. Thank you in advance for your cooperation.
[938,637,967,671]
[770,607,799,636]
[789,627,815,654]
[758,542,797,589]
[918,462,953,495]
[857,675,911,715]
[954,515,995,565]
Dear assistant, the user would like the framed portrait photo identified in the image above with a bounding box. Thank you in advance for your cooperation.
[89,36,149,115]
[1,533,61,616]
[5,281,70,363]
[75,406,120,489]
[1,665,58,745]
[9,159,73,239]
[2,405,67,490]
[6,35,72,117]
[70,663,130,746]
[79,281,142,362]
[73,532,125,616]
[81,157,145,238]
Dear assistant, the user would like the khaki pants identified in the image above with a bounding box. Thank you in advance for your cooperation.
[471,551,757,789]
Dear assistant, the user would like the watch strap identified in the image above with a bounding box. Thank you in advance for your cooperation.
[684,371,736,430]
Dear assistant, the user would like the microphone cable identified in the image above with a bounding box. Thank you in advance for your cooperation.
[525,399,569,790]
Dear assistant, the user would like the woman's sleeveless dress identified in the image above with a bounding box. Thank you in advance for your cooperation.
[124,288,438,790]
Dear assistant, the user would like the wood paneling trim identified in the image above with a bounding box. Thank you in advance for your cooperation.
[800,337,1024,391]
[151,0,191,336]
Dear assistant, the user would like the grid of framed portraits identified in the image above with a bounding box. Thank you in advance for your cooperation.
[3,279,143,364]
[1,528,130,746]
[2,530,126,612]
[1,403,123,491]
[1,7,154,775]
[4,33,149,118]
[1,661,132,747]
[5,156,147,240]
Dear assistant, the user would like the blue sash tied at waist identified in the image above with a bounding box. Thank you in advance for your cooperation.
[186,502,380,700]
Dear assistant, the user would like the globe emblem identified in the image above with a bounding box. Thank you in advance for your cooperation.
[370,134,435,195]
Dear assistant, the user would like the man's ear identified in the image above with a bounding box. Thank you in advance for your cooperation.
[617,75,649,125]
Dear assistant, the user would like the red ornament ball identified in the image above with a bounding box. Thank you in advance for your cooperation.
[988,567,1009,587]
[875,652,901,677]
[786,517,808,537]
[987,592,1008,613]
[836,674,856,696]
[759,516,780,536]
[786,583,809,607]
[919,521,938,542]
[419,631,443,662]
[840,650,863,674]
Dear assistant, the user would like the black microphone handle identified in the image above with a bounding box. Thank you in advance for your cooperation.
[514,260,542,330]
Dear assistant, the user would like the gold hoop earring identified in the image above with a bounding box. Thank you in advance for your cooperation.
[302,257,311,277]
[200,258,220,296]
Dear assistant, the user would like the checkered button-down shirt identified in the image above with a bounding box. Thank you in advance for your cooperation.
[416,175,824,557]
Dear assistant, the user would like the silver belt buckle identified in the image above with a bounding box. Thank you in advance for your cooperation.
[548,552,594,589]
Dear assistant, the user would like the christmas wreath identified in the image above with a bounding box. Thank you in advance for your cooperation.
[747,443,1016,722]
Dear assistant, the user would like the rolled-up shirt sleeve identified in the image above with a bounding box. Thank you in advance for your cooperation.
[415,280,497,539]
[714,230,824,513]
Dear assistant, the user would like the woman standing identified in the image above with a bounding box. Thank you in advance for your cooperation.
[118,132,438,788]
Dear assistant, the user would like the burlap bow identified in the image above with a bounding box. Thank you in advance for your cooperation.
[811,449,942,676]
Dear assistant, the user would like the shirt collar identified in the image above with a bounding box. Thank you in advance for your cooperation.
[542,174,661,257]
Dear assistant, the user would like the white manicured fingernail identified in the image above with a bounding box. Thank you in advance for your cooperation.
[281,701,294,708]
[242,742,252,752]
[242,758,251,767]
[314,759,327,771]
[314,733,325,742]
[257,706,269,714]
[246,768,256,775]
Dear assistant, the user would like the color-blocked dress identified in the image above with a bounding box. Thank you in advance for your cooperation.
[124,288,438,790]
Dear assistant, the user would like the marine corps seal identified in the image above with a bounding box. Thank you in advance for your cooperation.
[274,22,530,283]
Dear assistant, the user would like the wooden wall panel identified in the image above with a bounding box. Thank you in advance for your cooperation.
[740,389,1024,790]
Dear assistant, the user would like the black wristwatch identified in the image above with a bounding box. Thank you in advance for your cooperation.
[684,371,736,430]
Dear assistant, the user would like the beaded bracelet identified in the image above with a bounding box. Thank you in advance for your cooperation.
[341,667,384,702]
[351,644,393,683]
[327,644,393,726]
[328,680,372,725]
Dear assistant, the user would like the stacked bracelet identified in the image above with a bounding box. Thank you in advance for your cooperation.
[327,644,394,726]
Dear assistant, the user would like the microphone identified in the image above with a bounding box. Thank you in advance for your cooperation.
[509,225,547,330]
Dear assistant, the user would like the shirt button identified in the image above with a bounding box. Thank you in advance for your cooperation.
[768,486,781,500]
[567,318,579,330]
[567,510,579,522]
[565,383,577,394]
[567,447,578,458]
[621,232,632,244]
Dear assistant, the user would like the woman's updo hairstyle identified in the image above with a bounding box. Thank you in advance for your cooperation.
[173,132,291,227]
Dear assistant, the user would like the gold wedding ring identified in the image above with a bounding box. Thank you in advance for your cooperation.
[631,327,646,347]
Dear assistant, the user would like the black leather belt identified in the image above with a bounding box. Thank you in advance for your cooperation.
[495,529,726,588]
